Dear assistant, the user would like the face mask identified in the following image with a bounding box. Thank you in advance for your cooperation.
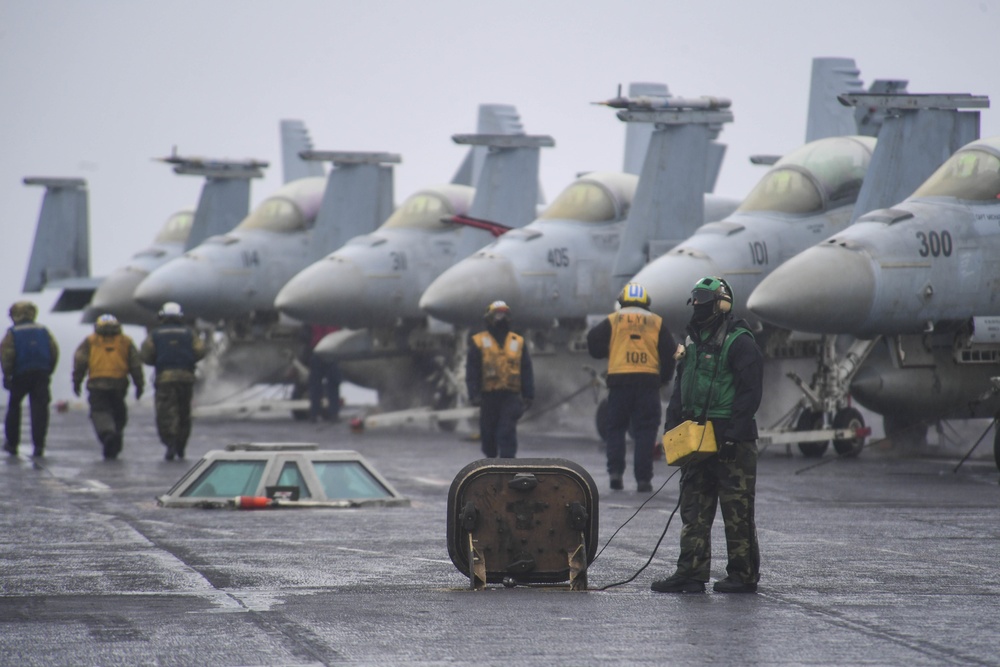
[691,301,717,324]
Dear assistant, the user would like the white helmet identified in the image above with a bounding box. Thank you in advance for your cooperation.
[159,302,183,319]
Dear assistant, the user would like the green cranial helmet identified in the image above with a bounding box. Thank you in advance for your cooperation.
[689,276,733,313]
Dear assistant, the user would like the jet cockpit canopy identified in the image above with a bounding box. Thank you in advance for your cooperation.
[910,137,1000,201]
[537,172,637,223]
[235,177,326,233]
[737,136,876,215]
[380,184,474,230]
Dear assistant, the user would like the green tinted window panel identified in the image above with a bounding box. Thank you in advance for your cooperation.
[314,461,392,500]
[277,461,312,499]
[181,460,267,497]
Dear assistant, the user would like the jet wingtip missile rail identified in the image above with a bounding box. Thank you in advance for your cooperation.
[23,176,87,189]
[299,150,402,166]
[837,92,990,111]
[451,134,556,149]
[154,152,269,179]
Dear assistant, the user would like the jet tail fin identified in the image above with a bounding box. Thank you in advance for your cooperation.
[21,177,90,293]
[451,104,526,187]
[847,93,985,223]
[610,103,734,288]
[156,151,267,250]
[281,120,325,183]
[805,57,865,142]
[305,151,401,259]
[456,133,555,241]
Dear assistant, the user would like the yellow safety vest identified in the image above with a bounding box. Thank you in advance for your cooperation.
[472,331,524,393]
[607,308,661,375]
[87,333,131,380]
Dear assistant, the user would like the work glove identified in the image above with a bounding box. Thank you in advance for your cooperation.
[73,384,81,397]
[135,385,144,400]
[719,438,738,459]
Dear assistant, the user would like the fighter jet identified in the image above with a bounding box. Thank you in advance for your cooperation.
[274,123,553,409]
[748,125,1000,460]
[419,94,740,332]
[22,120,319,328]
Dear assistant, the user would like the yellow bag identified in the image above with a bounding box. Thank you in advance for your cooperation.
[662,420,717,466]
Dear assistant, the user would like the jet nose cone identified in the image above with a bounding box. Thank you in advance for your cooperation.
[87,266,157,327]
[421,255,520,326]
[134,260,216,317]
[633,253,720,335]
[748,245,875,334]
[275,258,366,327]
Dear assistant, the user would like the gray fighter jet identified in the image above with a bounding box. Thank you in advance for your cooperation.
[748,130,1000,462]
[633,91,985,454]
[273,120,552,409]
[418,94,740,331]
[21,120,320,328]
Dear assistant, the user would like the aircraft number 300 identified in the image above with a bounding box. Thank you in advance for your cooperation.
[547,247,570,267]
[916,230,952,258]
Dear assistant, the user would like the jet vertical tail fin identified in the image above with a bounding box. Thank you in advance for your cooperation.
[281,120,325,184]
[805,57,865,142]
[156,153,268,250]
[454,133,555,245]
[846,93,986,223]
[22,177,90,293]
[610,100,735,289]
[305,151,401,260]
[622,82,670,175]
[451,104,526,187]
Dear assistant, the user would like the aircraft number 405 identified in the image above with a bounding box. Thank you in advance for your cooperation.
[547,247,570,267]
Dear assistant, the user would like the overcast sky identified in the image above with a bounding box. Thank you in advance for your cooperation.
[2,0,998,398]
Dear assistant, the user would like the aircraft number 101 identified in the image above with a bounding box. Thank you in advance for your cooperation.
[749,241,768,266]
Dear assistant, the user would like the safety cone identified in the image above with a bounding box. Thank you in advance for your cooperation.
[235,496,274,509]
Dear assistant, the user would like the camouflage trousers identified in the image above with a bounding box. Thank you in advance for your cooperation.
[154,382,194,456]
[88,387,128,459]
[675,440,760,584]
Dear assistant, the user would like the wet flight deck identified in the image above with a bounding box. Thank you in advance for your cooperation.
[1,405,998,666]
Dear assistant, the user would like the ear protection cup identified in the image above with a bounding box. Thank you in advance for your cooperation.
[717,298,732,313]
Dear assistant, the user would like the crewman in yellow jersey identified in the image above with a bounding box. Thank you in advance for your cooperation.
[466,301,534,458]
[587,282,677,492]
[72,314,145,460]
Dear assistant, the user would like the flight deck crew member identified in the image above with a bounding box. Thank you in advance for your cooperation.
[2,301,59,458]
[466,300,534,458]
[72,314,145,460]
[651,276,763,594]
[140,302,206,461]
[587,282,677,493]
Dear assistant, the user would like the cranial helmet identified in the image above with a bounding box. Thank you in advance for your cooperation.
[618,282,651,309]
[9,301,38,323]
[484,300,511,322]
[689,276,733,313]
[159,302,184,320]
[95,313,121,334]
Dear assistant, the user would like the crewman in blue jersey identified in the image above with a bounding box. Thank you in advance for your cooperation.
[140,302,206,460]
[1,301,59,458]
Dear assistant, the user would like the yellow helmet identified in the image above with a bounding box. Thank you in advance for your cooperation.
[484,300,511,322]
[618,282,651,309]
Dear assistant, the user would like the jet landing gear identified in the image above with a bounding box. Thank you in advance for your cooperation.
[789,405,868,458]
